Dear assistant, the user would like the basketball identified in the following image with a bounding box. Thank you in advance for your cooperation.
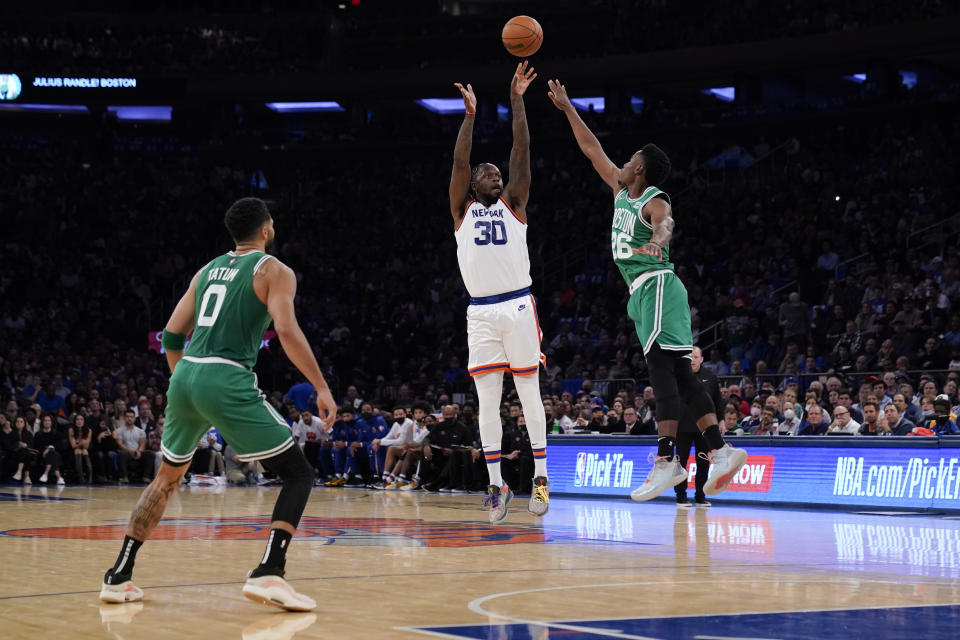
[501,15,542,57]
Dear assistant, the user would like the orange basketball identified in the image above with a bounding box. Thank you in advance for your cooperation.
[501,15,542,57]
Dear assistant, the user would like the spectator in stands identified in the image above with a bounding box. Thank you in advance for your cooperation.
[777,405,802,436]
[284,380,316,411]
[859,402,882,435]
[883,403,915,436]
[827,406,860,435]
[68,413,93,483]
[36,381,66,419]
[778,293,809,348]
[927,396,959,435]
[195,427,224,476]
[753,407,780,436]
[224,444,263,485]
[799,405,829,435]
[501,415,533,495]
[115,408,147,483]
[721,408,740,435]
[2,416,36,483]
[356,403,388,477]
[34,413,65,485]
[342,385,363,411]
[324,407,355,487]
[90,416,118,483]
[291,409,329,481]
[422,405,471,491]
[374,407,413,489]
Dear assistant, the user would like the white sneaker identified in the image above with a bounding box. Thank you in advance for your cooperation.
[100,577,144,603]
[703,444,748,495]
[57,476,66,486]
[39,473,48,483]
[12,470,21,481]
[631,457,688,502]
[23,474,31,485]
[242,575,316,611]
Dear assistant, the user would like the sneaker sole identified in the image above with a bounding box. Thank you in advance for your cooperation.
[242,584,316,612]
[703,449,748,495]
[99,584,143,604]
[677,502,692,508]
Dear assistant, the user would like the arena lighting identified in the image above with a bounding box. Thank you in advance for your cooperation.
[702,87,735,102]
[416,98,469,114]
[107,105,172,121]
[0,102,87,113]
[899,70,917,89]
[265,101,344,113]
[630,96,644,113]
[843,73,867,84]
[571,97,604,113]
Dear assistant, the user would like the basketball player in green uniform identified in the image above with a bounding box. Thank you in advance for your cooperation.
[99,197,337,610]
[547,80,747,501]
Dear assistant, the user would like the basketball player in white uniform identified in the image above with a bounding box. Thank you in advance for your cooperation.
[450,62,549,523]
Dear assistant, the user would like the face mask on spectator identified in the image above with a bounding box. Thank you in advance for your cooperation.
[783,409,795,421]
[750,407,761,417]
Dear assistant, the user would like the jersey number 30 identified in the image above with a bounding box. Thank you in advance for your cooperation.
[197,284,227,327]
[474,220,507,246]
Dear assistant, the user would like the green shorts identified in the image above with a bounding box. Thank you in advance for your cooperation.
[626,269,694,355]
[161,357,294,464]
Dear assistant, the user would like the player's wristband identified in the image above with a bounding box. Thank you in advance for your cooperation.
[161,329,187,351]
[465,110,475,115]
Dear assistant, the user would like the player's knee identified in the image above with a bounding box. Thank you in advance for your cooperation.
[656,393,683,423]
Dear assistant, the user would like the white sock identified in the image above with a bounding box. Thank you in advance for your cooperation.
[475,370,505,487]
[515,372,548,478]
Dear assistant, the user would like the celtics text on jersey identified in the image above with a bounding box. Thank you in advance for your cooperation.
[610,186,674,287]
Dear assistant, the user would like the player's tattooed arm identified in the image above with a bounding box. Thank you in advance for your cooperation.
[633,198,674,260]
[449,82,477,224]
[127,475,181,540]
[547,79,620,192]
[505,61,536,220]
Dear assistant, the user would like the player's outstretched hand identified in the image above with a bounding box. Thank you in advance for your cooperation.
[633,243,663,260]
[510,61,537,96]
[547,79,573,111]
[315,386,337,425]
[453,82,477,114]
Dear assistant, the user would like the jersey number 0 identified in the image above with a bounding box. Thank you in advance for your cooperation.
[197,284,227,327]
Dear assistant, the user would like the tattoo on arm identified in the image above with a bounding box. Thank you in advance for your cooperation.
[127,477,180,540]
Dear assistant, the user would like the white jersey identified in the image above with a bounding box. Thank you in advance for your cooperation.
[455,198,531,298]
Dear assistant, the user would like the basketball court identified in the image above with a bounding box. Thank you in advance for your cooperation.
[1,485,958,639]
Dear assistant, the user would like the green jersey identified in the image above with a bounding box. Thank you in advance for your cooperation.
[610,186,674,287]
[184,250,274,368]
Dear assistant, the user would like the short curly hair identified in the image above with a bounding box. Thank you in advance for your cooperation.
[640,143,671,187]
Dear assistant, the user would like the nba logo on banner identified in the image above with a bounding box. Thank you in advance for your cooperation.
[574,452,587,487]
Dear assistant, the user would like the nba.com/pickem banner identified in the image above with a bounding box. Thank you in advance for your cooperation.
[545,436,960,510]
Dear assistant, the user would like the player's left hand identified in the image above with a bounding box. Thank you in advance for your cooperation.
[315,385,337,425]
[633,243,663,260]
[511,61,537,96]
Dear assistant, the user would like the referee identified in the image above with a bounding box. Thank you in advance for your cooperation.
[675,346,722,507]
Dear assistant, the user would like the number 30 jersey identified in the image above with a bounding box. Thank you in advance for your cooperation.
[454,198,532,298]
[184,250,274,368]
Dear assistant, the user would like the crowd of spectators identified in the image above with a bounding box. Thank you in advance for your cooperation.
[2,53,960,487]
[1,0,955,74]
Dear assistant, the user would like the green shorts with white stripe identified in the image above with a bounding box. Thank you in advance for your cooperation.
[161,357,294,464]
[626,269,694,355]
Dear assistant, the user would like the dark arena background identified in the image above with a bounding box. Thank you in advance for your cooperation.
[2,1,960,638]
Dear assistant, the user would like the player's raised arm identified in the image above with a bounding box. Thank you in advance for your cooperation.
[503,61,536,221]
[449,82,477,225]
[633,197,675,261]
[161,271,200,374]
[547,79,620,192]
[261,259,337,424]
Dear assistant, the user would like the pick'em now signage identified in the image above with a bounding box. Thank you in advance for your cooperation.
[548,436,960,510]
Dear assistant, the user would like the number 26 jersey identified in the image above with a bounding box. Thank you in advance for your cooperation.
[454,198,532,298]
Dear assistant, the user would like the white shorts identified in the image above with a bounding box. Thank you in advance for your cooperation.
[466,293,545,378]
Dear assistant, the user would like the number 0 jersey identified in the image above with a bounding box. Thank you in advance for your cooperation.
[611,186,674,288]
[454,198,532,298]
[183,250,274,368]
